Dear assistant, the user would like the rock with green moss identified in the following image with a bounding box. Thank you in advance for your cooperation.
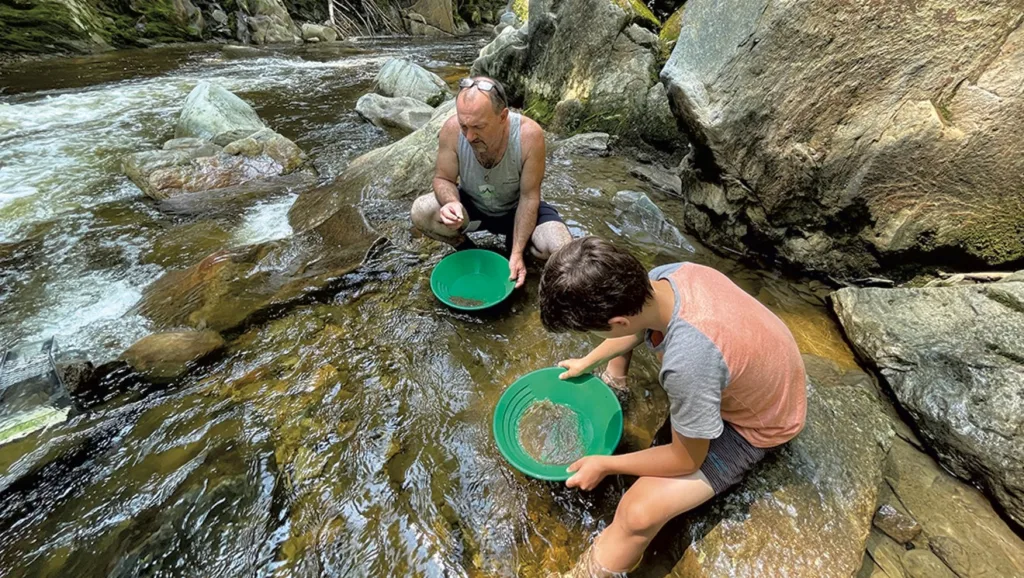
[472,0,674,147]
[661,0,1024,277]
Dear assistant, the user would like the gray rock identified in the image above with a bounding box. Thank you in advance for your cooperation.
[174,81,266,141]
[124,128,312,200]
[882,437,1024,577]
[832,282,1024,528]
[629,164,682,196]
[612,191,693,251]
[665,376,893,577]
[244,0,300,44]
[121,330,225,381]
[301,23,337,43]
[404,0,455,34]
[211,9,229,25]
[550,132,610,157]
[355,93,436,133]
[374,58,452,107]
[638,82,682,146]
[873,503,921,545]
[471,0,663,144]
[661,0,1024,277]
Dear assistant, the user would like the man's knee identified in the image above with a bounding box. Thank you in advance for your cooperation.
[530,222,572,259]
[410,194,438,230]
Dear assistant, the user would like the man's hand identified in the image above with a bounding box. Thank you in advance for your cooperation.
[565,456,608,491]
[557,358,590,380]
[439,202,465,229]
[508,251,527,288]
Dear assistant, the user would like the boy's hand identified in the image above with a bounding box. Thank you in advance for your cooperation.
[557,358,589,379]
[565,456,608,491]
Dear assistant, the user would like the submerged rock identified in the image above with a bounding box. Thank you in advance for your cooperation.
[138,204,379,334]
[612,191,692,251]
[355,93,436,133]
[121,330,225,381]
[649,360,894,577]
[661,0,1024,277]
[373,58,452,107]
[832,278,1024,528]
[629,164,682,196]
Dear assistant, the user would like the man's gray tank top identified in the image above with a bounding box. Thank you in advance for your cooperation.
[458,112,523,217]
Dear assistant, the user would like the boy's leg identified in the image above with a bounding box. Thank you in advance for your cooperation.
[587,473,716,574]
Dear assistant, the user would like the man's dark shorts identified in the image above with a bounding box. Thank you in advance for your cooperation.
[461,194,564,251]
[698,423,772,494]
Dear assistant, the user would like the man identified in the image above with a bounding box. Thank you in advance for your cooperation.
[410,76,572,287]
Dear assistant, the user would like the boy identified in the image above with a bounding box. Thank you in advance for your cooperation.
[538,237,807,576]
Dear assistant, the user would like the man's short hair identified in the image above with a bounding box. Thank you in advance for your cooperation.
[539,237,653,332]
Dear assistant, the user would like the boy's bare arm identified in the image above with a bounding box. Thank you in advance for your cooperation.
[558,333,644,379]
[566,431,709,490]
[603,431,709,477]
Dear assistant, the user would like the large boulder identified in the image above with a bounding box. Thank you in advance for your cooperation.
[832,277,1024,528]
[661,0,1024,278]
[645,360,894,577]
[373,58,452,107]
[175,81,266,140]
[126,83,315,200]
[355,93,436,133]
[471,0,672,146]
[300,23,337,42]
[121,330,225,381]
[244,0,301,44]
[125,129,314,200]
[289,101,457,232]
[402,0,455,35]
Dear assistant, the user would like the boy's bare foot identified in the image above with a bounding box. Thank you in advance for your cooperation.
[597,369,631,404]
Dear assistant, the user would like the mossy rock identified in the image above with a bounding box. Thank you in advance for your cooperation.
[612,0,660,30]
[0,0,106,53]
[658,5,682,59]
[510,0,527,23]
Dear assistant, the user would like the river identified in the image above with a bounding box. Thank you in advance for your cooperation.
[0,37,859,577]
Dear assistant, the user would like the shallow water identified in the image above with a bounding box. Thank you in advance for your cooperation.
[0,37,861,577]
[519,400,585,466]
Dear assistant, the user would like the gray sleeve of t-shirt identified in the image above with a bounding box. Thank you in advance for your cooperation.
[660,322,729,439]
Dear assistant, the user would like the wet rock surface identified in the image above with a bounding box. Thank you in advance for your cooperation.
[833,278,1024,528]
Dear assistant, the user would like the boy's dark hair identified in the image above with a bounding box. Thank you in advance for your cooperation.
[539,237,653,332]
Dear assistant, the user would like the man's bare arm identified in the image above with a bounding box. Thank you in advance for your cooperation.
[433,118,461,206]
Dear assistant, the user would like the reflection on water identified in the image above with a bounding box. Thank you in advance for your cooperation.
[0,37,860,578]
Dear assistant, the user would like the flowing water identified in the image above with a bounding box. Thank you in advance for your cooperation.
[0,37,860,577]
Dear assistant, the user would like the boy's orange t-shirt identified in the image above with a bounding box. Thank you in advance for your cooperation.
[645,263,807,448]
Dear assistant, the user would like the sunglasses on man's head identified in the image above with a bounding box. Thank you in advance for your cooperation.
[458,78,507,106]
